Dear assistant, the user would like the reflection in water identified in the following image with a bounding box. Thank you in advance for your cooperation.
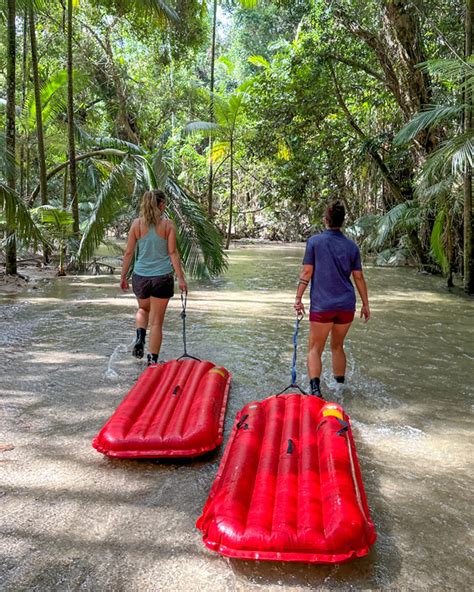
[1,244,473,591]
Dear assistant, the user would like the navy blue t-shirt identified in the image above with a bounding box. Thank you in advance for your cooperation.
[303,230,362,312]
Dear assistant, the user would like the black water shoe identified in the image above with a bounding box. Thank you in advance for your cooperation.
[310,377,323,398]
[147,353,159,366]
[132,328,146,359]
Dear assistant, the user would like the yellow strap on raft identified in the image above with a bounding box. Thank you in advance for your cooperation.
[209,368,227,378]
[322,407,344,421]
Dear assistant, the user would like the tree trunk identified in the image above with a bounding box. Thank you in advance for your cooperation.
[329,62,408,207]
[67,0,79,235]
[382,0,436,155]
[19,8,28,201]
[464,0,474,294]
[103,27,140,145]
[208,0,218,217]
[29,7,50,263]
[5,0,17,275]
[226,137,234,250]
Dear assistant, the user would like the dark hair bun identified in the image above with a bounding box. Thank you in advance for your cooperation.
[325,201,345,228]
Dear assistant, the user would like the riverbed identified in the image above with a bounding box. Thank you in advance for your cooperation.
[1,244,473,591]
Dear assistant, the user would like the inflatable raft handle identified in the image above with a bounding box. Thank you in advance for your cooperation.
[276,312,308,396]
[176,292,201,361]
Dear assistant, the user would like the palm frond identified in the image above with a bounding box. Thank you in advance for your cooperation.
[0,0,49,18]
[370,202,419,250]
[165,178,227,278]
[94,0,178,23]
[420,132,474,181]
[345,214,379,243]
[133,0,178,21]
[415,176,454,202]
[419,58,474,82]
[184,121,221,137]
[131,154,156,189]
[0,181,45,246]
[151,148,170,189]
[394,105,465,145]
[77,128,145,154]
[26,70,68,129]
[77,157,133,262]
[430,209,449,273]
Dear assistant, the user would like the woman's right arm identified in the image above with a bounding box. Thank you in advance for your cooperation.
[352,270,370,322]
[294,264,313,314]
[120,220,139,290]
[167,222,188,293]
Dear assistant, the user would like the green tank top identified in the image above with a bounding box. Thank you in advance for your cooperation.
[134,223,174,277]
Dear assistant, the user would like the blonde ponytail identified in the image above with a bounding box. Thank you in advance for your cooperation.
[140,189,166,227]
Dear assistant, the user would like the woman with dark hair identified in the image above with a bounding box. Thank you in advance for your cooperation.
[294,201,370,397]
[120,189,187,365]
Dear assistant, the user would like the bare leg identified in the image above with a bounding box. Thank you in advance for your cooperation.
[136,297,150,329]
[148,297,170,356]
[307,322,334,379]
[330,322,352,377]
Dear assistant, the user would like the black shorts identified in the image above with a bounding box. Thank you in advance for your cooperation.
[132,273,174,299]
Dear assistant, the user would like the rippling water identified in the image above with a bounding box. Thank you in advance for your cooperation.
[1,244,473,591]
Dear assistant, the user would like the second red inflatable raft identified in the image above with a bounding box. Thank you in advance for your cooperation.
[197,393,376,563]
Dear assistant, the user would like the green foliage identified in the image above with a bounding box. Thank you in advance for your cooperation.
[430,209,450,274]
[0,182,45,246]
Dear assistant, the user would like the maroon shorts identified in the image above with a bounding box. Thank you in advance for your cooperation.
[309,310,355,324]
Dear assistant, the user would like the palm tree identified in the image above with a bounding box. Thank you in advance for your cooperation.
[394,56,474,290]
[29,6,50,262]
[207,0,258,216]
[27,136,227,278]
[186,90,249,249]
[5,0,17,275]
[66,0,79,235]
[464,0,473,293]
[64,0,178,235]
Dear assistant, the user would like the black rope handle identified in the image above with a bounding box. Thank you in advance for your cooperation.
[276,311,308,396]
[177,291,200,362]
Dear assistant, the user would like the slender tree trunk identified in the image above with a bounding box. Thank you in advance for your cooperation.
[19,8,28,201]
[29,7,50,263]
[464,0,474,294]
[208,0,218,217]
[5,0,17,275]
[226,137,234,250]
[67,0,79,235]
[63,167,69,209]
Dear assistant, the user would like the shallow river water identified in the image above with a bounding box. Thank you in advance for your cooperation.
[1,244,473,591]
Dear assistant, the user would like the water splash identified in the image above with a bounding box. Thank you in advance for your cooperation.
[104,339,134,381]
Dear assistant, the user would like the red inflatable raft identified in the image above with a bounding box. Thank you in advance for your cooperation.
[93,358,231,458]
[197,393,376,563]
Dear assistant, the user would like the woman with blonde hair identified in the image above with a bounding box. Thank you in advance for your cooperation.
[120,189,187,364]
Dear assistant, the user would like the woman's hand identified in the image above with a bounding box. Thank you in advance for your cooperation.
[294,298,305,315]
[178,277,188,293]
[120,277,129,291]
[360,304,371,323]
